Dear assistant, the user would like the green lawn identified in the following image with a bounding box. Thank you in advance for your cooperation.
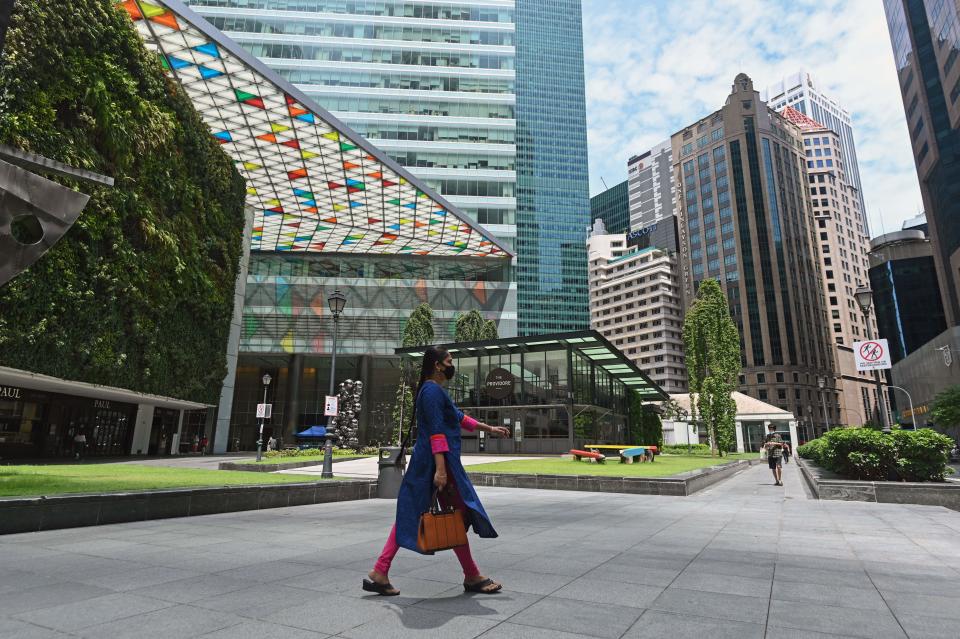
[0,464,332,498]
[468,453,756,477]
[237,451,373,466]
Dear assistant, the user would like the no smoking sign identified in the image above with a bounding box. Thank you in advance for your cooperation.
[854,339,892,371]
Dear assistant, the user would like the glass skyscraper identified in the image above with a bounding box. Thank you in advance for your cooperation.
[185,0,592,336]
[515,0,591,335]
[590,180,629,234]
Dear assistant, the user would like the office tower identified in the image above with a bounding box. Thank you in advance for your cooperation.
[869,215,947,363]
[883,0,960,327]
[515,0,591,334]
[587,221,687,392]
[780,106,884,428]
[764,70,869,233]
[671,74,837,440]
[186,0,591,336]
[627,140,679,251]
[590,180,630,235]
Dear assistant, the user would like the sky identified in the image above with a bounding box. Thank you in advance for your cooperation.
[581,0,923,238]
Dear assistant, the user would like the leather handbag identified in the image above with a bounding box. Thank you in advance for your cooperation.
[417,489,467,553]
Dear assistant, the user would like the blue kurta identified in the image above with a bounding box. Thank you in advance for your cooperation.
[395,381,497,553]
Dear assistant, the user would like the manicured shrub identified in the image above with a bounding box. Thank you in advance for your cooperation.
[797,438,827,464]
[819,428,896,481]
[892,429,955,482]
[661,444,712,455]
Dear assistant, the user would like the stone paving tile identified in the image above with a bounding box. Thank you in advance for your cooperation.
[550,576,663,609]
[412,587,543,621]
[197,620,330,638]
[11,592,172,632]
[262,593,396,635]
[885,592,960,621]
[475,622,597,639]
[895,613,960,639]
[75,604,238,639]
[768,600,907,639]
[506,596,643,639]
[0,582,113,616]
[622,609,764,639]
[772,580,888,611]
[649,587,768,625]
[671,570,771,598]
[0,617,75,639]
[338,606,499,639]
[129,573,252,604]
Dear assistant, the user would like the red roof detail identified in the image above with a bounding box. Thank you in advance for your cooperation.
[779,106,826,131]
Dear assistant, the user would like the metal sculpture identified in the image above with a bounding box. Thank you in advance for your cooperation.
[330,378,362,449]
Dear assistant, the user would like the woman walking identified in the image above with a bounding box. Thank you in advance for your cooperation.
[364,346,510,596]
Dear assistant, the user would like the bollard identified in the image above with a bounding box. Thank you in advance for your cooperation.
[377,446,405,499]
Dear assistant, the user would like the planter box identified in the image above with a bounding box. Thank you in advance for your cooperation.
[0,480,377,535]
[798,457,960,511]
[468,458,756,497]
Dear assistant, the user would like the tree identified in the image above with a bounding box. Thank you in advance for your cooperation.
[392,303,435,443]
[932,385,960,438]
[627,390,663,447]
[682,279,741,456]
[454,310,498,342]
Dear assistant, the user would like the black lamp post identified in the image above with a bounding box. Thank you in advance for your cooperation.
[854,284,890,434]
[817,376,829,434]
[321,289,346,479]
[256,373,272,462]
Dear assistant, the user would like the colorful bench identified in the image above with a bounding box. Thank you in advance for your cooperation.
[619,446,648,464]
[569,449,606,463]
[585,444,659,463]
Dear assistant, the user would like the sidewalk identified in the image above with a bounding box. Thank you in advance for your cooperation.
[2,462,959,638]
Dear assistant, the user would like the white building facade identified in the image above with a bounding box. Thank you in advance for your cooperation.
[587,221,687,393]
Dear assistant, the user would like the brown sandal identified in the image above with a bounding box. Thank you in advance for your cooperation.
[464,578,502,594]
[362,578,399,596]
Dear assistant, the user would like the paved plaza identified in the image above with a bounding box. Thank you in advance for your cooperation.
[2,462,960,639]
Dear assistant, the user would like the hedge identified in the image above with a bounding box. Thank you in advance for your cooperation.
[798,428,953,482]
[0,0,246,404]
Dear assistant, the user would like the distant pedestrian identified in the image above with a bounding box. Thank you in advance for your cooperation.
[764,425,785,486]
[73,431,87,461]
[267,436,276,452]
[200,436,208,455]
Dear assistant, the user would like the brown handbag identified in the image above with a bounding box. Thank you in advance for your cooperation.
[417,489,468,553]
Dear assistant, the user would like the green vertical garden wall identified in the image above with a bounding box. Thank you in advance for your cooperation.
[0,0,246,403]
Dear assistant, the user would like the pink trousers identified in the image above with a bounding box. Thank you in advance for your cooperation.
[374,481,480,579]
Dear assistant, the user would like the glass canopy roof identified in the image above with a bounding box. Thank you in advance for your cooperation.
[397,330,667,401]
[116,0,511,258]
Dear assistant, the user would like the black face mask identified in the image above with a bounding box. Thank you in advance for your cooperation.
[442,364,456,380]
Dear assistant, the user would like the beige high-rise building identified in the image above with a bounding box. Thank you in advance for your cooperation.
[587,220,687,393]
[780,107,888,429]
[670,74,837,444]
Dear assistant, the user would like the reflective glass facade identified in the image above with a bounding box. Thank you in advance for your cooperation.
[884,0,960,326]
[590,180,630,235]
[515,0,591,334]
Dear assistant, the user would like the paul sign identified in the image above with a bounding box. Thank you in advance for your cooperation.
[485,367,514,400]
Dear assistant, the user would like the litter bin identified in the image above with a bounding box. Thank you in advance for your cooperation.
[377,446,405,499]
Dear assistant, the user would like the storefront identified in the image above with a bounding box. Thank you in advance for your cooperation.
[397,331,667,454]
[0,367,212,459]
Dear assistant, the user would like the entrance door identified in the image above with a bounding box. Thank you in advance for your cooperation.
[743,421,766,453]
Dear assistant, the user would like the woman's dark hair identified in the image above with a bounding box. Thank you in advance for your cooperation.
[402,346,449,447]
[415,346,450,398]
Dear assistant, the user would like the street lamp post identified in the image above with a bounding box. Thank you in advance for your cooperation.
[321,289,347,479]
[817,376,830,434]
[256,373,272,462]
[854,284,890,434]
[887,385,918,430]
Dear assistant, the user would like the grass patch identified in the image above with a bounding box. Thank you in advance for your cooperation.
[468,453,755,477]
[0,464,334,498]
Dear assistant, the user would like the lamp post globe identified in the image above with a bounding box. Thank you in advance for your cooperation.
[322,290,347,478]
[262,373,272,387]
[854,284,873,313]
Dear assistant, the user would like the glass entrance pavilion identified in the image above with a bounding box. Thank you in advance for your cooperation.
[397,330,667,454]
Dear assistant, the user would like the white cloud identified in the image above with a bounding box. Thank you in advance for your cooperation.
[583,0,923,236]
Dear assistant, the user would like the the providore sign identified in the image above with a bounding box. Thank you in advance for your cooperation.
[484,367,514,400]
[0,386,22,400]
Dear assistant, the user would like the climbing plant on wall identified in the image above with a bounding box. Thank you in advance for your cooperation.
[0,0,246,403]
